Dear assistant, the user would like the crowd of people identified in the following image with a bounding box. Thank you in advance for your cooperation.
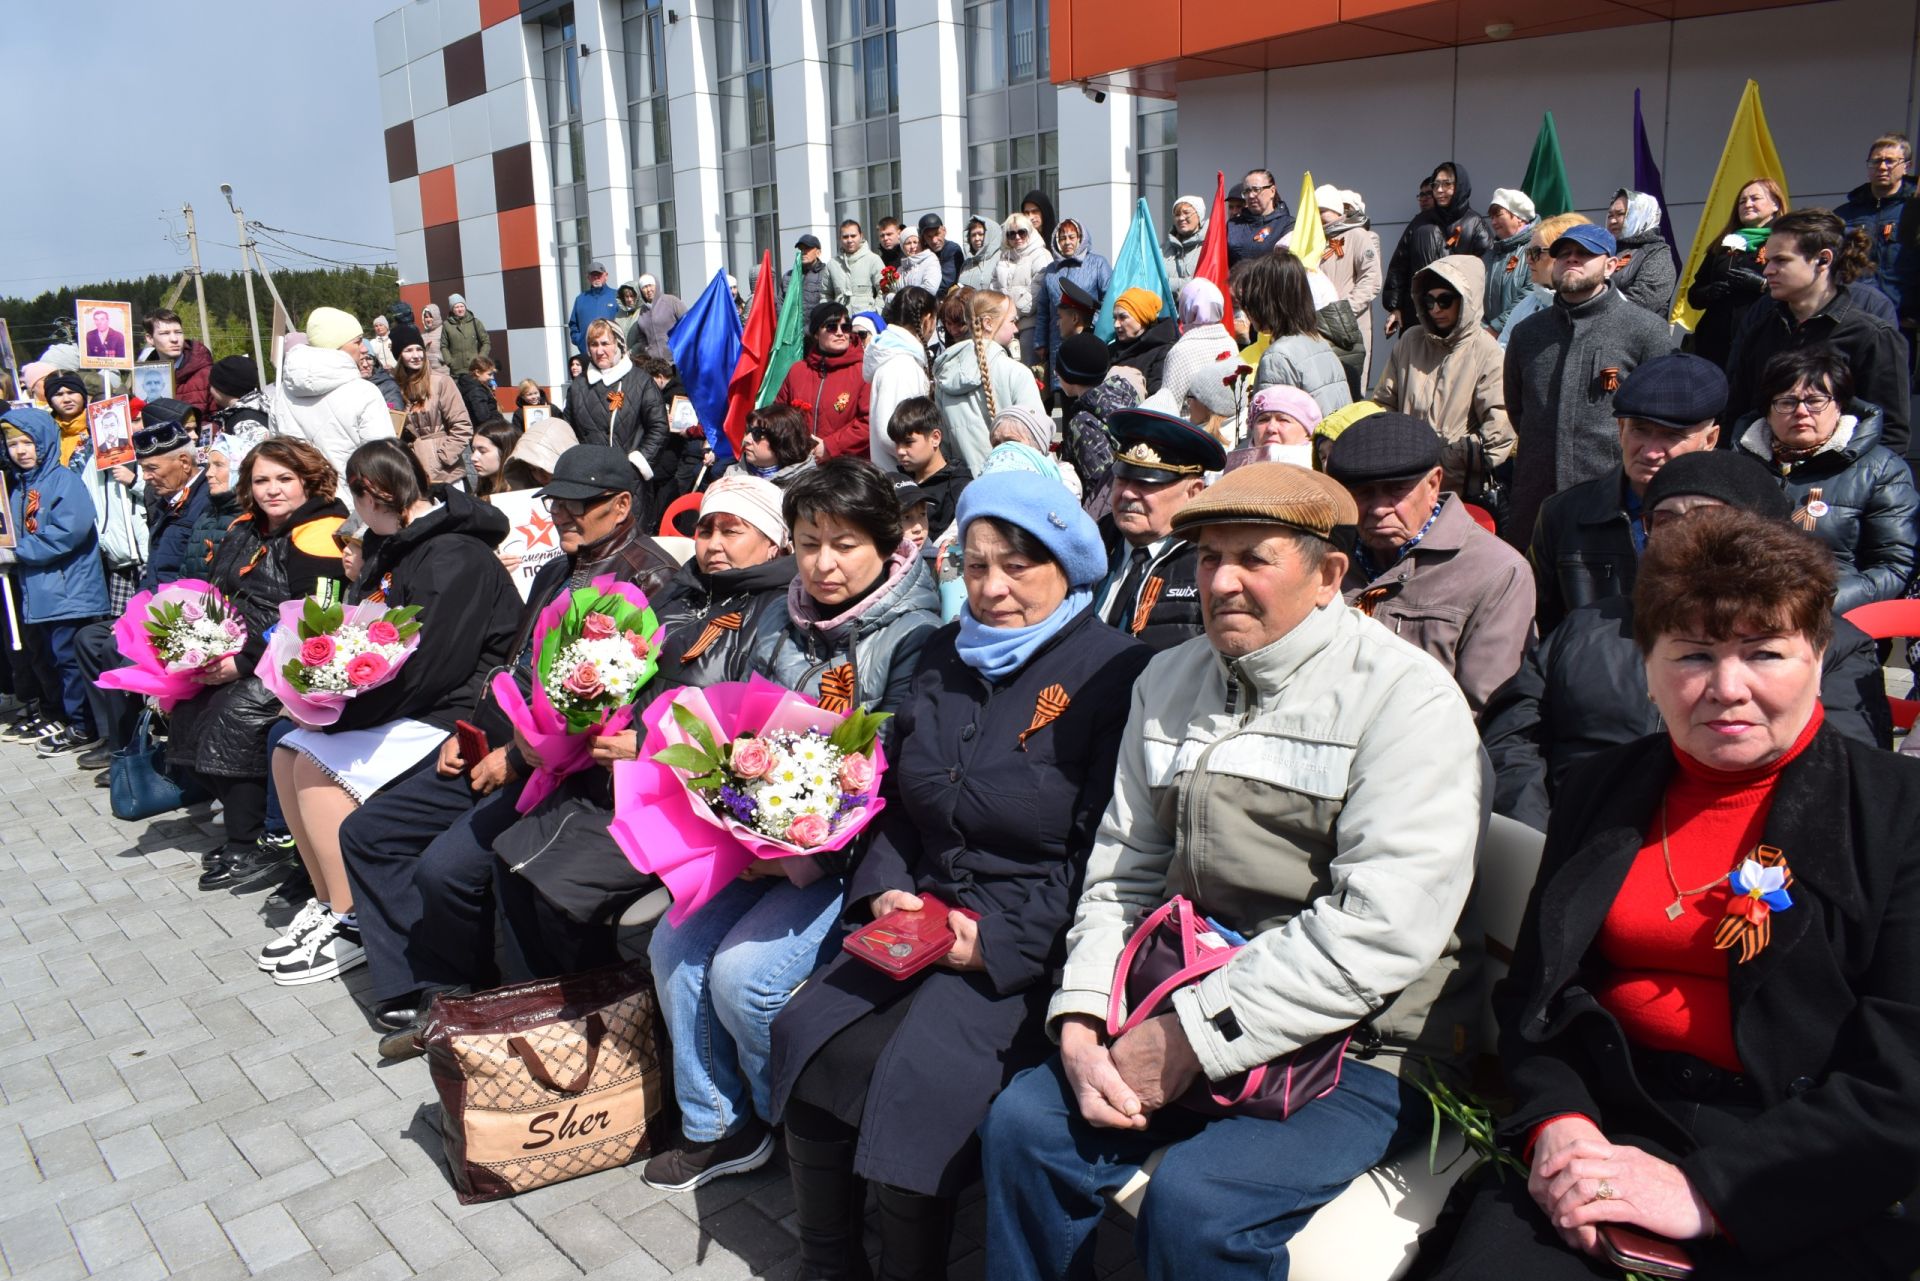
[6,131,1920,1281]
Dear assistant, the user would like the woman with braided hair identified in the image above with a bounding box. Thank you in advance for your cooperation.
[932,289,1045,472]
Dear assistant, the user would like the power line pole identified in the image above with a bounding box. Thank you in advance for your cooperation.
[183,203,213,350]
[221,183,266,380]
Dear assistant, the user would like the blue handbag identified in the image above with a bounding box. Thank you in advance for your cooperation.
[109,708,210,821]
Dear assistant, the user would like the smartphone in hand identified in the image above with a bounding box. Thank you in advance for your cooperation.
[455,720,490,767]
[1598,1225,1695,1278]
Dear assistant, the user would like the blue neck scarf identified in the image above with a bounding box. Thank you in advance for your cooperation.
[955,586,1092,681]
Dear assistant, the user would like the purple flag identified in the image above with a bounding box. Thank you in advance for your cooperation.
[1633,88,1680,269]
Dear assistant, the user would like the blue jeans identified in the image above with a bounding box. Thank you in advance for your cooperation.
[980,1054,1421,1281]
[262,718,297,838]
[647,874,844,1142]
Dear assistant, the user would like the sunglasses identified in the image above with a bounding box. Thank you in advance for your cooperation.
[818,320,851,333]
[1525,246,1550,261]
[745,427,770,442]
[1420,292,1460,310]
[1008,229,1030,239]
[550,492,617,519]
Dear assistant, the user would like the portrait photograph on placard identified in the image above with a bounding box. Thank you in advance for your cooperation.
[668,395,700,434]
[0,472,16,549]
[86,395,136,469]
[0,320,16,402]
[521,404,551,428]
[76,299,134,371]
[130,362,175,403]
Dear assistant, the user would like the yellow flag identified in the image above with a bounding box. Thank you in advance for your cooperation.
[1290,172,1327,266]
[1670,80,1788,331]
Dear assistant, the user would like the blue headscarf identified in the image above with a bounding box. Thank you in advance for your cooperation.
[949,469,1105,679]
[955,586,1093,681]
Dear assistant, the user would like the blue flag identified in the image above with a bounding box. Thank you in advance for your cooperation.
[668,268,744,462]
[1632,88,1681,270]
[1095,198,1175,342]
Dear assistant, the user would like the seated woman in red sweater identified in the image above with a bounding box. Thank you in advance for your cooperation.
[1426,506,1920,1279]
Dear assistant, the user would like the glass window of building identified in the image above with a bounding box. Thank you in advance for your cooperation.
[1135,97,1177,223]
[543,7,591,306]
[964,0,1055,224]
[623,0,677,294]
[828,0,901,239]
[715,0,778,285]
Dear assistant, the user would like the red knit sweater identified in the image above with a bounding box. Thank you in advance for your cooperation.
[1593,706,1823,1072]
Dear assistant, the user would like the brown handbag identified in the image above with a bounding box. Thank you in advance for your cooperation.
[422,960,667,1203]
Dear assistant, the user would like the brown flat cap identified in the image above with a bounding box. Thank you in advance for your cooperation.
[1170,462,1358,547]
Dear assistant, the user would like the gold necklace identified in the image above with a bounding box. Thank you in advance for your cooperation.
[1658,801,1730,921]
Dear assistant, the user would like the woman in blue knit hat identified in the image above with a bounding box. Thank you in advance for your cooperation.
[768,469,1153,1280]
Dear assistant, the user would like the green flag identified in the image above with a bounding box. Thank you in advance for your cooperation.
[1521,111,1574,218]
[755,250,809,409]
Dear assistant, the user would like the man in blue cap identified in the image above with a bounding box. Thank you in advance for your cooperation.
[1095,407,1226,650]
[1503,220,1675,552]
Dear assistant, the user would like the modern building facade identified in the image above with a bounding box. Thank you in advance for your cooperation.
[377,0,1920,391]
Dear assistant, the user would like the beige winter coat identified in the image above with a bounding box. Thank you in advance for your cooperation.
[1320,223,1383,378]
[401,369,475,483]
[1369,254,1514,494]
[1051,601,1487,1080]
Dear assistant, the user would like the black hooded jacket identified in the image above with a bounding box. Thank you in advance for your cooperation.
[1020,188,1058,244]
[1384,161,1493,323]
[650,553,797,690]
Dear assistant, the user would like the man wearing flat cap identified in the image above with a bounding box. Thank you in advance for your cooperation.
[1528,352,1726,634]
[1095,408,1223,650]
[1326,411,1534,716]
[982,462,1487,1279]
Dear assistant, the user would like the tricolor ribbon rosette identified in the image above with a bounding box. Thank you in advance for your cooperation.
[1714,852,1794,963]
[255,596,424,729]
[489,574,662,813]
[609,675,890,925]
[95,579,247,711]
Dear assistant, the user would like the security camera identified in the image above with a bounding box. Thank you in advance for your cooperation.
[1078,81,1107,105]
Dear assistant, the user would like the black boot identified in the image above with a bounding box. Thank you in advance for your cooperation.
[785,1129,873,1281]
[873,1184,953,1281]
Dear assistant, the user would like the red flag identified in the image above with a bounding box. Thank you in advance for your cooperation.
[722,251,777,454]
[1191,170,1235,339]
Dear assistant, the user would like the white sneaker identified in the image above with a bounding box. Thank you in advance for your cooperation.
[257,900,331,970]
[272,921,365,986]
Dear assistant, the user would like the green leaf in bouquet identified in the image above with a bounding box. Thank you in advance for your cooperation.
[827,705,893,757]
[281,658,312,694]
[685,770,726,792]
[652,743,715,774]
[298,595,330,640]
[670,702,722,761]
[386,604,424,627]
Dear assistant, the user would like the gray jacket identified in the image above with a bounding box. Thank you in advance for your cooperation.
[1052,602,1488,1079]
[828,243,886,314]
[1611,233,1678,320]
[1253,333,1354,421]
[956,214,1005,292]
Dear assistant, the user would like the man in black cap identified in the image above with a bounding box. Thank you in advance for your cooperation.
[208,355,268,436]
[785,233,829,316]
[1484,449,1891,832]
[1095,407,1225,650]
[919,213,964,296]
[73,419,214,770]
[1325,412,1533,716]
[337,444,679,1057]
[1528,351,1726,635]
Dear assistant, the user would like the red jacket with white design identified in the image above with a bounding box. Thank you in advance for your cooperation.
[777,344,872,460]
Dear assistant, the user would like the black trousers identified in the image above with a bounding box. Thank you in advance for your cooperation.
[197,774,267,848]
[77,619,139,751]
[338,767,525,1004]
[494,858,629,983]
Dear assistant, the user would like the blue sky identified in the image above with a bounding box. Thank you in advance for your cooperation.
[3,2,394,296]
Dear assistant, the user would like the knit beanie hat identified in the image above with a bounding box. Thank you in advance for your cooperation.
[1055,333,1112,386]
[305,307,364,351]
[389,323,425,356]
[991,406,1053,453]
[209,355,259,397]
[1113,288,1162,329]
[1642,450,1791,522]
[1249,384,1323,433]
[700,473,789,546]
[955,469,1106,587]
[43,371,88,408]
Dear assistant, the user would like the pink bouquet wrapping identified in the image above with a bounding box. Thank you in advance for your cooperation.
[95,579,247,711]
[610,675,890,925]
[488,575,662,814]
[254,596,424,729]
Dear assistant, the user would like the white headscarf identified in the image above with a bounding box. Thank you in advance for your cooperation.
[1178,278,1226,327]
[1616,190,1664,240]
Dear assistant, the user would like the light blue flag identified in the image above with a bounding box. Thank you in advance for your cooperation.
[1094,198,1175,342]
[667,268,744,462]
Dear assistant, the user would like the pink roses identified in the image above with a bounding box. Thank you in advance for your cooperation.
[786,814,831,848]
[300,635,336,666]
[562,662,606,699]
[582,612,617,640]
[730,736,773,779]
[345,652,390,688]
[837,752,875,795]
[366,620,401,646]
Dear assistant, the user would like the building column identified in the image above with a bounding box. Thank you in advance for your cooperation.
[768,0,833,252]
[666,0,728,291]
[896,0,965,234]
[1056,85,1135,259]
[582,0,636,284]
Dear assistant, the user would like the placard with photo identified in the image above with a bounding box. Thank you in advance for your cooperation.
[0,472,16,550]
[130,362,175,403]
[76,299,134,371]
[490,488,565,600]
[0,320,16,402]
[86,395,136,470]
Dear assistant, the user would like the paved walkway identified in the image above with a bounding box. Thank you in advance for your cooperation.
[0,737,1142,1279]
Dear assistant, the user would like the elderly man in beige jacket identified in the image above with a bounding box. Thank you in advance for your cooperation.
[980,462,1487,1281]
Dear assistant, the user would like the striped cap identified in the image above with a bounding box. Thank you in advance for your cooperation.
[1170,462,1358,549]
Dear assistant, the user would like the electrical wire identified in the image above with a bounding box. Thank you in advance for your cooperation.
[249,220,395,254]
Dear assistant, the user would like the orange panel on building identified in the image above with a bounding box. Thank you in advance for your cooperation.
[419,166,459,227]
[497,206,541,272]
[479,0,520,26]
[400,282,433,318]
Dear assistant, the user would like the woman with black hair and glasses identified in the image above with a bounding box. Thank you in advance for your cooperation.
[777,301,872,461]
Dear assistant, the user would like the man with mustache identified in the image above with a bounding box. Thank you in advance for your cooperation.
[1095,408,1224,650]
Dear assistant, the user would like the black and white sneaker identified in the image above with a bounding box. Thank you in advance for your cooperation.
[257,899,331,971]
[37,726,100,757]
[640,1120,774,1191]
[272,920,365,986]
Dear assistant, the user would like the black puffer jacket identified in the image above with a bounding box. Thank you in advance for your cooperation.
[337,486,520,734]
[1686,237,1769,368]
[453,372,503,430]
[562,362,673,477]
[168,497,349,779]
[1482,595,1891,832]
[651,554,796,690]
[1384,161,1492,326]
[1106,317,1179,393]
[183,488,241,580]
[1732,399,1920,612]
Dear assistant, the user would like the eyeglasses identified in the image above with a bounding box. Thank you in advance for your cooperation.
[1525,246,1550,261]
[1241,183,1273,194]
[1420,292,1461,310]
[1869,156,1906,167]
[1770,393,1835,415]
[550,492,617,519]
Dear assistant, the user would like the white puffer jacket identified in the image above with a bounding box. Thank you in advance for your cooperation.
[266,345,395,478]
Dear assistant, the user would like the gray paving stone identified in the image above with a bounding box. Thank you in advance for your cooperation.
[98,1123,173,1179]
[223,1203,313,1273]
[69,1203,155,1272]
[533,1202,644,1270]
[145,1203,241,1273]
[304,1203,391,1271]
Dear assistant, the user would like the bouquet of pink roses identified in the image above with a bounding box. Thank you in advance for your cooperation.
[609,676,890,925]
[490,575,662,813]
[95,579,247,711]
[254,595,424,728]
